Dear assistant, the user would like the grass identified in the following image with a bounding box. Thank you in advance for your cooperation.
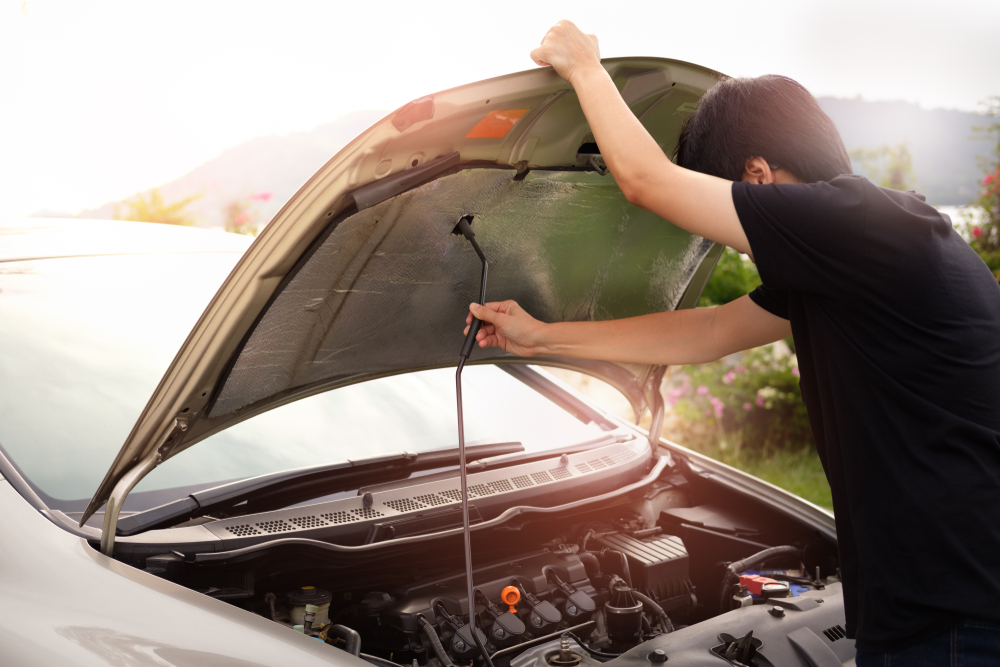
[686,440,833,512]
[543,367,834,512]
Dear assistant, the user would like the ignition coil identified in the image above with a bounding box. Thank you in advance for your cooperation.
[509,579,563,636]
[476,589,526,649]
[546,571,596,622]
[434,601,487,664]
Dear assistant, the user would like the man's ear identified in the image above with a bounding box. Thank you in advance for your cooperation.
[742,157,774,184]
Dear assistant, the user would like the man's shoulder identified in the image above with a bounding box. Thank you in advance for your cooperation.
[733,175,868,220]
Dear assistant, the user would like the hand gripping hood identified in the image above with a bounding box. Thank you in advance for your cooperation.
[82,58,725,535]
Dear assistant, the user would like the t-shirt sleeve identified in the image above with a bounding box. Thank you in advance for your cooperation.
[748,284,790,320]
[732,176,868,295]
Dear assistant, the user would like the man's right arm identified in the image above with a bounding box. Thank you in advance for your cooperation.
[529,21,753,256]
[466,295,791,366]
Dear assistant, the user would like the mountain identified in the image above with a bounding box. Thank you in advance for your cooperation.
[76,99,993,227]
[78,110,388,228]
[818,98,993,205]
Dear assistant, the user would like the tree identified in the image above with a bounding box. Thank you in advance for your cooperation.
[114,189,201,226]
[849,143,917,191]
[964,97,1000,282]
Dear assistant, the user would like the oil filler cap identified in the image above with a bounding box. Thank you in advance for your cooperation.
[501,586,521,613]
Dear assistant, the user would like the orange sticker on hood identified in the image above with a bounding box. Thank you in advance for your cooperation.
[465,109,529,139]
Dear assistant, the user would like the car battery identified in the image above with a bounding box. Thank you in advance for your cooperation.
[744,570,810,598]
[594,532,695,620]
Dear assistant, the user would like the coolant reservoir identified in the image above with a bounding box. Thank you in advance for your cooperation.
[287,586,332,626]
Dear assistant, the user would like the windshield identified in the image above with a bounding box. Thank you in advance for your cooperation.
[0,250,609,513]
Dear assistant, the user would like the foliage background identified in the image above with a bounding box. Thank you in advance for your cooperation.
[964,97,1000,282]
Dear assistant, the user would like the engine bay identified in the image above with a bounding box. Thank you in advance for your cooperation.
[126,448,852,667]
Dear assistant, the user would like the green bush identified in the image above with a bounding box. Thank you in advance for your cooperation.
[697,247,760,307]
[667,345,812,453]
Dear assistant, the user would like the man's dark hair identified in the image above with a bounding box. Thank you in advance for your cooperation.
[673,74,852,183]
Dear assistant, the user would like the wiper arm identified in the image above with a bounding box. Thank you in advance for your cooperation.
[115,441,523,536]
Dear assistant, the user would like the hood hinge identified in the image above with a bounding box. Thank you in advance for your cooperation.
[99,418,186,556]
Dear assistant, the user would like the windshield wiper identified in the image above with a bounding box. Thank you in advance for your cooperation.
[115,441,523,536]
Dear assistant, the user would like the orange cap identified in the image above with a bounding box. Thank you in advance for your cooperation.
[501,585,521,613]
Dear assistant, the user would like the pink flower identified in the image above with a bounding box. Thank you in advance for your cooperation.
[985,174,996,186]
[723,371,736,385]
[667,389,681,406]
[743,402,752,411]
[792,367,800,377]
[250,191,274,202]
[973,226,984,239]
[756,395,765,407]
[735,365,747,374]
[666,385,686,407]
[710,396,724,419]
[697,385,709,395]
[234,212,251,226]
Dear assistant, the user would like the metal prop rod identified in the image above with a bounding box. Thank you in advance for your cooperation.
[454,215,494,667]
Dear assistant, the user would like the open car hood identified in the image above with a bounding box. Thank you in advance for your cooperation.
[82,57,724,529]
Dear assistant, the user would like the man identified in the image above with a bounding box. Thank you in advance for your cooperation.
[465,20,1000,665]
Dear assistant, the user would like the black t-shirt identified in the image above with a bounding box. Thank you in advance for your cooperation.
[732,175,1000,652]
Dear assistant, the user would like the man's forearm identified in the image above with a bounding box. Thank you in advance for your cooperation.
[535,308,722,366]
[528,295,791,366]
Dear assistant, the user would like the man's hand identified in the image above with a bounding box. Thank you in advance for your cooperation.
[464,301,546,357]
[529,20,601,86]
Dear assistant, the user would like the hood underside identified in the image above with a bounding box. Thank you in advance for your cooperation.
[83,57,724,527]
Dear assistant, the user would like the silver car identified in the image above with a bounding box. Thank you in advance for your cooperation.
[0,58,848,666]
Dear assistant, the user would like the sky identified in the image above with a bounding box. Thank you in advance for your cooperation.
[1,0,998,219]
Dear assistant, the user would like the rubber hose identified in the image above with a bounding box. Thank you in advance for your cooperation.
[631,591,674,633]
[718,545,800,613]
[578,551,603,583]
[326,624,362,657]
[601,549,633,588]
[361,654,406,667]
[417,616,455,667]
[728,545,801,575]
[580,529,597,553]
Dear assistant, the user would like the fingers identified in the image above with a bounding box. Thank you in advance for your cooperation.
[477,323,496,340]
[469,302,498,324]
[529,47,550,67]
[469,300,518,321]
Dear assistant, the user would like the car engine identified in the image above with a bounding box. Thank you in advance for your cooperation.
[135,474,849,667]
[114,414,848,667]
